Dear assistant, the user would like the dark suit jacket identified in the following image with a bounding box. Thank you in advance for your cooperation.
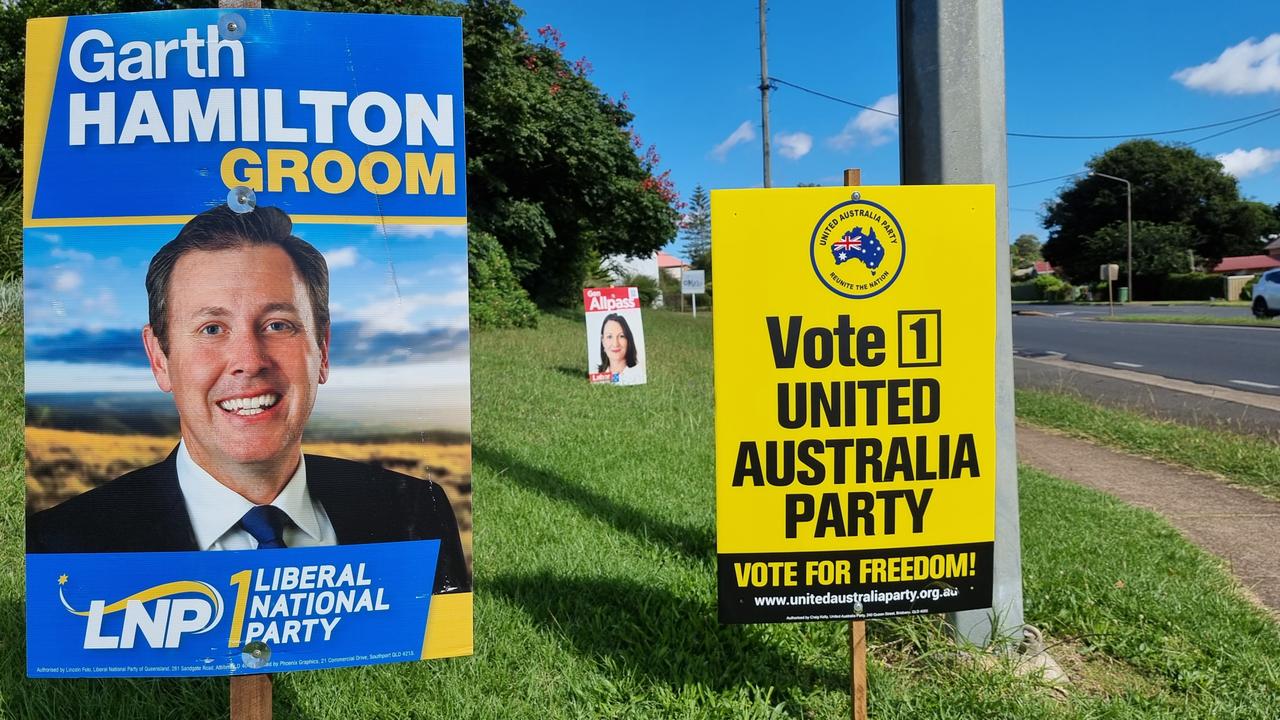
[26,452,470,594]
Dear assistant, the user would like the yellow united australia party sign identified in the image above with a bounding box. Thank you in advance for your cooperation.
[712,186,997,624]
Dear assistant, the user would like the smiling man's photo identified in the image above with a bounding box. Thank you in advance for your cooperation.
[26,205,469,594]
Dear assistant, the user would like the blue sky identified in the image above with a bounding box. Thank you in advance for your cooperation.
[518,0,1280,250]
[25,222,471,430]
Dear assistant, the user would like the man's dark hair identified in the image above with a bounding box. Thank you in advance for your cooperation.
[146,205,329,354]
[596,313,638,372]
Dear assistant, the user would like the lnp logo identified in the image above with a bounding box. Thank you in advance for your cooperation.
[810,198,905,298]
[58,574,224,650]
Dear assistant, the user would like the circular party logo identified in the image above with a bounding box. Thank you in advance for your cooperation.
[809,198,906,299]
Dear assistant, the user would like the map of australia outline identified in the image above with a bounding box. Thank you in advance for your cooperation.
[830,226,885,270]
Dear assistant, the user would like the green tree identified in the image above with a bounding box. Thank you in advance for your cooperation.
[1009,233,1041,270]
[1223,200,1280,254]
[1086,221,1197,277]
[1042,139,1251,283]
[681,184,711,278]
[444,4,679,307]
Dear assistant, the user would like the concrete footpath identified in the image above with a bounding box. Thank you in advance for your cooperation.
[1017,423,1280,615]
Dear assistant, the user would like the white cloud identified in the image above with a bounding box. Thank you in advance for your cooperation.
[80,288,119,318]
[711,121,756,161]
[323,246,359,269]
[1173,34,1280,94]
[828,94,899,150]
[377,223,468,239]
[26,361,158,393]
[53,271,81,292]
[775,131,813,160]
[51,247,95,263]
[1216,147,1280,178]
[345,291,469,332]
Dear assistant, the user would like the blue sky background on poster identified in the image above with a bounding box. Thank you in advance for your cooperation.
[24,222,471,431]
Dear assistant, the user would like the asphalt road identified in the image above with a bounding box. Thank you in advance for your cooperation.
[1012,309,1280,396]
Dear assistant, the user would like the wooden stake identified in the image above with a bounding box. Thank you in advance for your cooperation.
[843,167,868,720]
[217,3,270,713]
[231,674,272,720]
[851,620,867,720]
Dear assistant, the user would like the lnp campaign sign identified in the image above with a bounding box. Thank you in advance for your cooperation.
[584,287,647,385]
[24,9,472,677]
[713,187,996,624]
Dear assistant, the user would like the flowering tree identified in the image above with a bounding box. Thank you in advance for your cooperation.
[456,3,681,308]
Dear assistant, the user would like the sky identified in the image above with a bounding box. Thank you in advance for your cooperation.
[516,0,1280,252]
[24,222,472,430]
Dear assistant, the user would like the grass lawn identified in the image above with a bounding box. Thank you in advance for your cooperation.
[1016,389,1280,501]
[1093,314,1277,328]
[2,305,1278,718]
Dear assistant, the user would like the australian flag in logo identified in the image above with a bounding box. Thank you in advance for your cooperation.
[830,227,886,270]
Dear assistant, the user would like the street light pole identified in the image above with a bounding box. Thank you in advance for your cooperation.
[1093,172,1133,302]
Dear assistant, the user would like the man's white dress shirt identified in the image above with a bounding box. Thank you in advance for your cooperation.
[176,441,337,550]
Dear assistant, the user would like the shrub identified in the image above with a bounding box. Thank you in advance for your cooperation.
[581,249,619,289]
[620,272,660,306]
[1241,276,1259,301]
[468,230,539,329]
[1010,280,1040,301]
[1034,274,1074,303]
[658,271,681,309]
[1159,272,1221,301]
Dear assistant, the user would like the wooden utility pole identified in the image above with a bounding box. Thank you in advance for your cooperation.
[758,0,772,187]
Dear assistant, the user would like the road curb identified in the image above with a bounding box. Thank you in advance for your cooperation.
[1014,355,1280,441]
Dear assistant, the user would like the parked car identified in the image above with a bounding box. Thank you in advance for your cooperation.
[1252,269,1280,318]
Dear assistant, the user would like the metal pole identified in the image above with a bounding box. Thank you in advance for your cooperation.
[1093,173,1132,302]
[898,0,1025,646]
[1126,185,1133,301]
[758,0,772,187]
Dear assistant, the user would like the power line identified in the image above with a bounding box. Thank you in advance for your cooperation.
[769,75,1280,141]
[1009,106,1280,139]
[1009,171,1087,189]
[768,77,895,116]
[1182,108,1280,145]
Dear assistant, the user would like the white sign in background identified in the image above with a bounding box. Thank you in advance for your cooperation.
[682,270,706,294]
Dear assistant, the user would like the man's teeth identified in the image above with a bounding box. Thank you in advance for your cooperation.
[218,394,280,415]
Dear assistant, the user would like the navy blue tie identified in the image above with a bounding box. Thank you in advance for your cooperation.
[239,505,289,549]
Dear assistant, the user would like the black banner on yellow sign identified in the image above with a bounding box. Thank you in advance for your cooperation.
[712,186,997,624]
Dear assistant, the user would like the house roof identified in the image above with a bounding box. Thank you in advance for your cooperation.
[1265,236,1280,252]
[1212,255,1280,273]
[1033,260,1054,274]
[656,251,689,269]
